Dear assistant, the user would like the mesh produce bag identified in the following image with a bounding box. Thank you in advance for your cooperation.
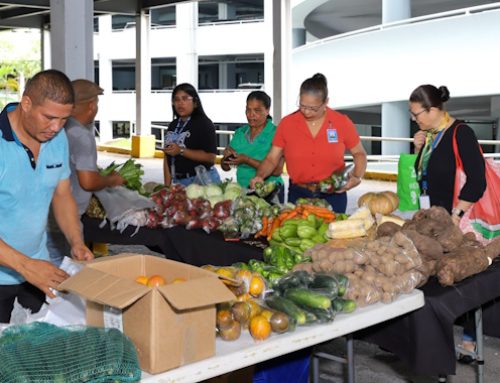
[0,322,141,383]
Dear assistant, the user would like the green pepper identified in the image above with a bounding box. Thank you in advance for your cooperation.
[263,247,274,263]
[312,234,327,244]
[248,259,266,272]
[232,262,249,270]
[271,229,283,242]
[297,225,317,239]
[282,219,300,226]
[280,225,298,239]
[284,237,302,247]
[299,238,316,251]
[318,222,329,235]
[293,252,307,264]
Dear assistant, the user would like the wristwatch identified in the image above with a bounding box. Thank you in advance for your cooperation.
[179,147,185,156]
[452,207,465,218]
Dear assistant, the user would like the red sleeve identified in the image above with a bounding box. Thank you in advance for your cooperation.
[341,114,360,149]
[272,116,289,148]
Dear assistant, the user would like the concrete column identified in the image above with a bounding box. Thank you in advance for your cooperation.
[50,0,93,80]
[381,0,411,155]
[292,28,306,48]
[218,3,236,20]
[382,0,411,23]
[381,102,410,155]
[97,15,114,143]
[491,96,500,152]
[264,0,274,103]
[219,62,228,89]
[271,0,292,124]
[176,2,198,86]
[135,10,151,137]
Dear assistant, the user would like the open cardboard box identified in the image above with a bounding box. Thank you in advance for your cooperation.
[59,253,235,374]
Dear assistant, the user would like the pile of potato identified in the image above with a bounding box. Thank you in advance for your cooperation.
[300,231,426,306]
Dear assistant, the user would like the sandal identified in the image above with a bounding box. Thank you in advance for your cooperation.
[457,353,475,364]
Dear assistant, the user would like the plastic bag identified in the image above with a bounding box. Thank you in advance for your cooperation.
[452,126,500,244]
[95,186,155,230]
[397,154,421,211]
[194,164,212,185]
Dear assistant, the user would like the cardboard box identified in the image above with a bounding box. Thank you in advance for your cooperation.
[59,254,235,374]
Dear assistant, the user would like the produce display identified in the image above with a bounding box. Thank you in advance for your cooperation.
[101,159,146,195]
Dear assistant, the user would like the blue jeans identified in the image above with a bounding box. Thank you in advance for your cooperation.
[175,166,221,186]
[46,230,71,266]
[288,183,347,213]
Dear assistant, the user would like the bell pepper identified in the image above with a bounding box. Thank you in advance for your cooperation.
[284,237,302,247]
[299,238,316,251]
[263,247,274,263]
[297,225,317,239]
[280,225,298,239]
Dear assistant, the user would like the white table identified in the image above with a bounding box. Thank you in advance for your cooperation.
[141,290,424,383]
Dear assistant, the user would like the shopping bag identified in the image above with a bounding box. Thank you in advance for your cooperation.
[397,154,421,211]
[452,127,500,244]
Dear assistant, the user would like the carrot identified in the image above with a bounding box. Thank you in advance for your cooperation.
[255,216,269,238]
[267,218,281,241]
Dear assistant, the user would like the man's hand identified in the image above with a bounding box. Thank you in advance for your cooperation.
[21,258,69,298]
[70,243,94,262]
[107,171,126,187]
[336,173,362,193]
[413,130,426,152]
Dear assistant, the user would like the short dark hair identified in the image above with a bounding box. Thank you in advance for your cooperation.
[171,83,206,119]
[247,91,272,120]
[300,73,328,102]
[24,69,74,106]
[409,84,450,110]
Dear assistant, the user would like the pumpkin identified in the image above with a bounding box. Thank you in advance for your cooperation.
[358,191,399,215]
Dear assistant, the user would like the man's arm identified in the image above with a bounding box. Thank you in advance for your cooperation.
[77,170,125,191]
[51,179,94,262]
[0,239,68,298]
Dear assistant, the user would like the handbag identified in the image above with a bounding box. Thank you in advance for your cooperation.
[452,125,500,244]
[397,154,421,211]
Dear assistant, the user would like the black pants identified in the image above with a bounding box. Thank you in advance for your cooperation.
[0,282,45,323]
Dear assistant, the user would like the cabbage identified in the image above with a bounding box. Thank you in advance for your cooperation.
[185,183,205,199]
[223,188,241,201]
[207,195,224,207]
[204,184,223,198]
[225,182,242,193]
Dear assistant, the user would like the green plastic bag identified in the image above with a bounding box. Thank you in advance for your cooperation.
[397,154,420,211]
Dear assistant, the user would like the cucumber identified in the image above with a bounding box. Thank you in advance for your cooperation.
[309,287,338,300]
[302,306,335,323]
[310,274,339,297]
[291,270,314,286]
[265,295,307,325]
[332,298,357,313]
[331,298,344,313]
[303,309,318,325]
[284,288,332,310]
[333,274,349,297]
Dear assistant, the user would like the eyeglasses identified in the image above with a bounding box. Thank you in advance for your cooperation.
[298,102,324,113]
[409,109,427,119]
[173,96,193,104]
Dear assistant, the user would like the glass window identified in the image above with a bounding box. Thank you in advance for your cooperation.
[111,15,135,30]
[152,58,176,90]
[112,60,135,91]
[151,6,176,27]
[199,1,263,24]
[112,121,130,138]
[199,55,263,90]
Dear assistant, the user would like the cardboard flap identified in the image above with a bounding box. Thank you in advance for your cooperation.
[158,277,235,311]
[59,267,149,309]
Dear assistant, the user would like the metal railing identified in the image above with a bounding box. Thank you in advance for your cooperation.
[139,123,500,161]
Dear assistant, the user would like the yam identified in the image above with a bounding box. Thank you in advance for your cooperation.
[377,222,402,238]
[436,247,489,286]
[402,229,443,260]
[436,225,464,252]
[484,237,500,260]
[416,218,445,237]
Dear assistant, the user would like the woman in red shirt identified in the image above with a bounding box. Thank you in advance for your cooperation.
[250,73,367,213]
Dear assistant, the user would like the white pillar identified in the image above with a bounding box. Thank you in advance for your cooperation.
[271,0,292,124]
[97,15,114,143]
[135,10,151,136]
[382,0,411,23]
[264,0,274,101]
[491,96,500,153]
[292,28,306,48]
[219,62,228,89]
[381,0,411,155]
[50,0,94,80]
[218,3,236,20]
[176,2,198,87]
[381,102,410,155]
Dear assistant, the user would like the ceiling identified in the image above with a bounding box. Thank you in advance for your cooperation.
[0,0,189,29]
[305,0,499,38]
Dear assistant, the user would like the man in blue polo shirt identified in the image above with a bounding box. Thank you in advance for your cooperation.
[0,69,93,323]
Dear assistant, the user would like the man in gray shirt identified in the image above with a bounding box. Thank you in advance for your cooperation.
[47,80,125,265]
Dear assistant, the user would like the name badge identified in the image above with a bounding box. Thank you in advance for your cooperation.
[419,195,431,209]
[327,129,338,143]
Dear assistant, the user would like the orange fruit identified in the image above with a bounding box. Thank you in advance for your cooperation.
[249,315,272,341]
[147,275,166,287]
[171,277,186,284]
[135,275,149,285]
[216,309,234,330]
[249,275,265,297]
[260,309,275,322]
[235,269,252,287]
[236,292,252,302]
[246,299,263,319]
[216,267,236,280]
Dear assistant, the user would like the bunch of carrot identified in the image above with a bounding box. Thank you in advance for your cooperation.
[255,204,336,240]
